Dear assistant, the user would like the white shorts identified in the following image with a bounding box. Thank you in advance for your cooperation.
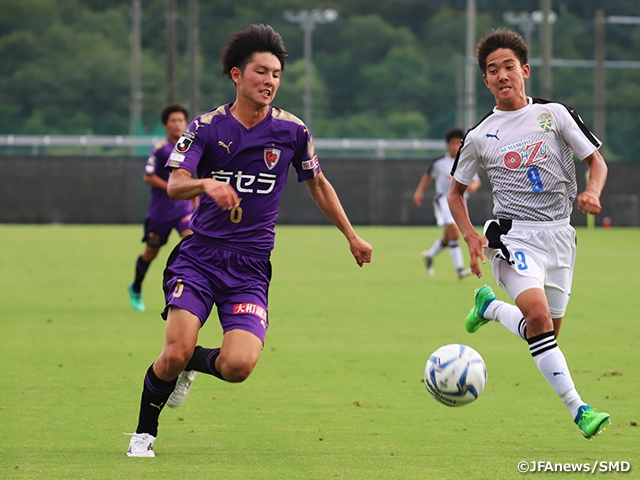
[483,218,576,318]
[433,195,455,227]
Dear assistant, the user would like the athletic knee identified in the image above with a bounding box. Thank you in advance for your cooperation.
[158,345,192,374]
[525,305,553,333]
[219,358,256,383]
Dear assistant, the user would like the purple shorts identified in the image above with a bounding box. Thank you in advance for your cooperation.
[161,234,271,343]
[143,213,192,248]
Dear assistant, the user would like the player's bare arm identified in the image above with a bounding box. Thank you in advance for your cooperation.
[447,179,486,277]
[305,172,372,267]
[143,173,168,191]
[577,150,608,215]
[413,173,432,206]
[167,168,239,210]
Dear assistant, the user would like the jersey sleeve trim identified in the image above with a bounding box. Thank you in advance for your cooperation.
[450,109,494,176]
[198,105,227,125]
[152,138,169,151]
[166,152,190,170]
[426,157,441,176]
[532,98,601,150]
[271,107,305,126]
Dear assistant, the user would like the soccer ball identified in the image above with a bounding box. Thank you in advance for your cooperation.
[424,343,487,407]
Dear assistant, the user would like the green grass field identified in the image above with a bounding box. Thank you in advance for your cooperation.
[1,225,638,479]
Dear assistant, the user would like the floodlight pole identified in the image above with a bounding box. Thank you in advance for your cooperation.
[284,9,338,129]
[166,0,178,104]
[539,0,553,99]
[130,0,142,138]
[464,0,476,130]
[504,11,535,94]
[302,17,313,129]
[594,10,606,145]
[188,0,200,116]
[503,9,556,97]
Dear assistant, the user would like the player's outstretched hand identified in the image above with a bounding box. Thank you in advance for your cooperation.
[577,190,602,216]
[349,236,373,268]
[465,231,487,278]
[203,179,239,211]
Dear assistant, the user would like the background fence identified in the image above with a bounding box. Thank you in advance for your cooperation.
[1,157,637,227]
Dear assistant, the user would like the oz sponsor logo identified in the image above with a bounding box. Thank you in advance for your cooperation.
[504,151,522,170]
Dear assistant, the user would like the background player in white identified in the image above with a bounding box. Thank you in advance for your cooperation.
[447,29,610,439]
[413,127,481,278]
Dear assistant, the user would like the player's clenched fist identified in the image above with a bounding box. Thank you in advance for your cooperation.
[202,179,239,211]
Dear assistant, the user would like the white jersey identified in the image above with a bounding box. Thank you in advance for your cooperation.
[452,97,600,221]
[427,153,480,199]
[427,153,456,197]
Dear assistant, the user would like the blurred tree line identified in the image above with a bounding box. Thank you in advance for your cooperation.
[1,0,640,159]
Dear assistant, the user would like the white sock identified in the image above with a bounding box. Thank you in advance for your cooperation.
[427,238,446,258]
[484,300,527,340]
[448,241,465,271]
[561,389,585,420]
[528,331,585,419]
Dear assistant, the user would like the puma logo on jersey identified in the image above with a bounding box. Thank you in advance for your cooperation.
[486,130,500,140]
[194,119,205,130]
[218,140,232,154]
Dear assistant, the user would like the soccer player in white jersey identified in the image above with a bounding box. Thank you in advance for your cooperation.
[447,29,610,439]
[413,127,481,278]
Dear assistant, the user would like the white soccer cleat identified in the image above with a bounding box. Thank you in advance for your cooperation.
[126,432,156,457]
[167,370,197,408]
[457,268,472,279]
[421,251,435,276]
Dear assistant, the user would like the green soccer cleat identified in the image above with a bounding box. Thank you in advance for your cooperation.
[128,284,146,312]
[465,285,496,333]
[574,405,611,439]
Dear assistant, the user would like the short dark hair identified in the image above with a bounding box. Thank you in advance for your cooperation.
[161,103,189,125]
[445,127,464,143]
[476,29,528,74]
[220,24,288,78]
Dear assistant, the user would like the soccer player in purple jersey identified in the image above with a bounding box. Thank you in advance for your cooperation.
[126,24,373,457]
[448,29,610,439]
[127,104,196,313]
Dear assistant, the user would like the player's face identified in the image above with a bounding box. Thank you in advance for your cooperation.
[232,52,281,110]
[164,112,187,142]
[447,137,462,158]
[483,48,530,111]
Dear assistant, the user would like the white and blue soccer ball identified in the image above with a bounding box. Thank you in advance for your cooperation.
[424,343,487,407]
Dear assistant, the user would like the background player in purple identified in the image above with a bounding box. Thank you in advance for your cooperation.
[127,104,196,312]
[126,24,373,457]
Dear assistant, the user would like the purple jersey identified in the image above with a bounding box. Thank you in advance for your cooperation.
[166,104,321,254]
[145,138,193,219]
